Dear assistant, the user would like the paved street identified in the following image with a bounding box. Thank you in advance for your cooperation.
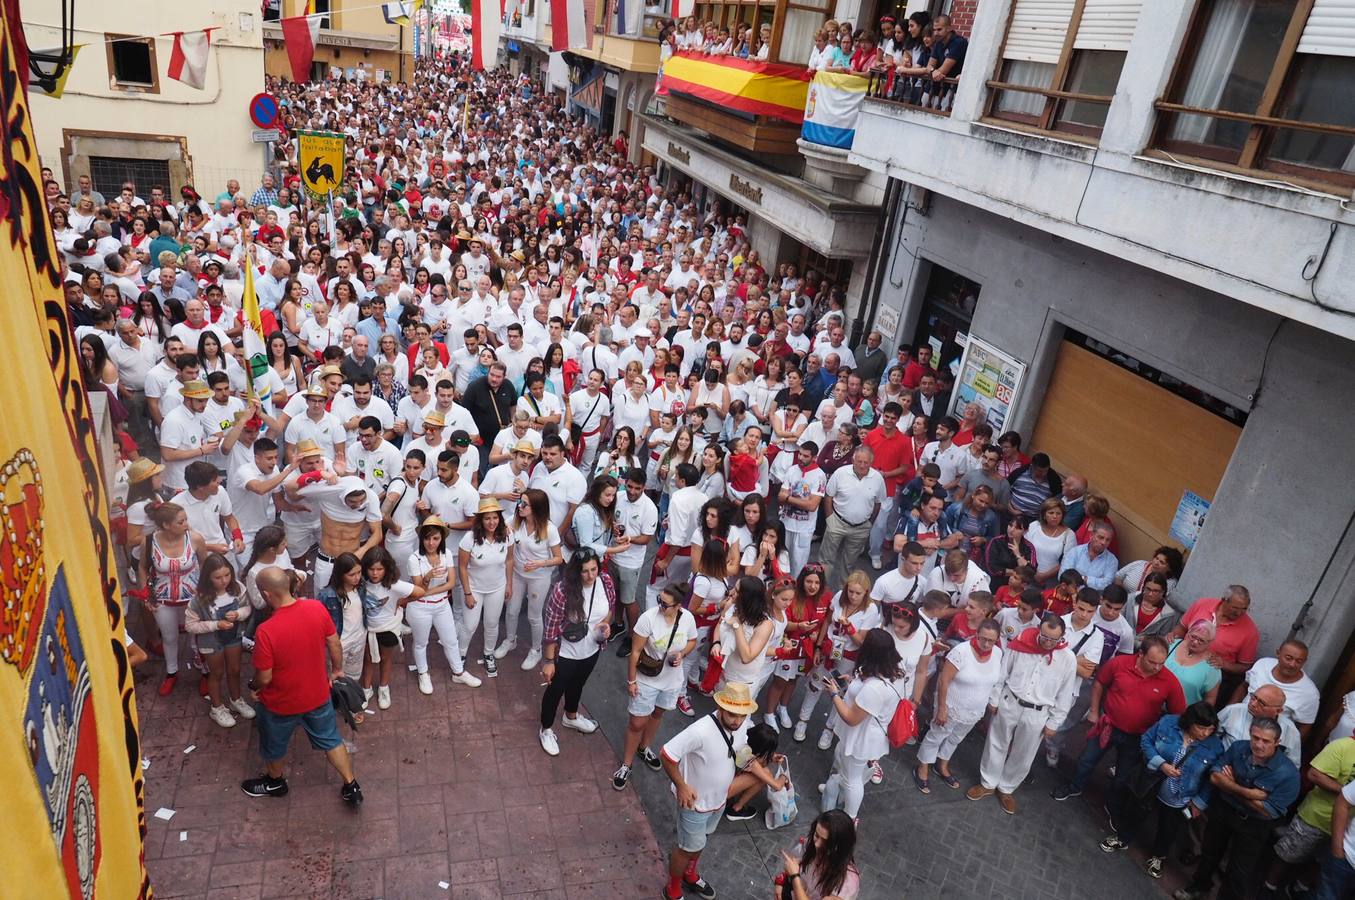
[136,593,1185,899]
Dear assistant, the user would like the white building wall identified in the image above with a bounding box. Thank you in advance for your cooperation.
[25,0,266,196]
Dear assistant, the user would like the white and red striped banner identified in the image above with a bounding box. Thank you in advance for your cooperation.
[550,0,588,51]
[280,14,323,82]
[470,0,501,69]
[166,29,213,90]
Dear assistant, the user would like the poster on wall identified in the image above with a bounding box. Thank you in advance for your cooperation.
[948,335,1026,433]
[874,303,900,346]
[1169,490,1211,550]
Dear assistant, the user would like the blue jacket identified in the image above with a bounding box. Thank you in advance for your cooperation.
[317,585,371,638]
[1139,714,1226,806]
[944,501,999,542]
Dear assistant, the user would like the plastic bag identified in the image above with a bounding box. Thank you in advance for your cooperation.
[764,760,798,830]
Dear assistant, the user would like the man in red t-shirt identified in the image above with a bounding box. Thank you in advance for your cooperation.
[862,402,914,570]
[1171,586,1260,704]
[241,567,362,805]
[1052,636,1184,811]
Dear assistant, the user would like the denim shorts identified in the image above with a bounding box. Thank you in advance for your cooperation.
[675,804,725,853]
[627,679,679,717]
[257,701,343,761]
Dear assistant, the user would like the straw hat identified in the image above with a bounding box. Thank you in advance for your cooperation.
[418,515,449,533]
[713,682,759,716]
[127,459,165,484]
[423,410,446,427]
[475,498,503,515]
[455,229,473,241]
[511,439,537,455]
[303,384,329,399]
[179,379,211,399]
[317,364,344,379]
[294,439,325,459]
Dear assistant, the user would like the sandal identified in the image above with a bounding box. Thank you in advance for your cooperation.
[938,771,961,789]
[912,766,931,795]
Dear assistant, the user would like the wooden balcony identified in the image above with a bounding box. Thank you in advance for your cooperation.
[664,94,803,155]
[658,51,811,156]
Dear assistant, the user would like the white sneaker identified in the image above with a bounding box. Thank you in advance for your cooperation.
[229,697,256,720]
[793,721,808,742]
[417,672,433,695]
[451,669,482,688]
[560,714,598,734]
[493,638,518,660]
[763,713,780,732]
[817,729,835,751]
[520,648,542,670]
[870,762,884,784]
[377,685,391,709]
[870,555,883,570]
[777,706,793,729]
[363,686,374,703]
[539,728,560,756]
[209,705,236,728]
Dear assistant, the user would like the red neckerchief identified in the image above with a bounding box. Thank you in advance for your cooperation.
[798,460,819,473]
[183,319,207,331]
[968,636,993,662]
[1007,627,1067,664]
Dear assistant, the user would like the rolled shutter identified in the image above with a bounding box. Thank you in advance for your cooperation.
[1298,0,1355,57]
[1073,0,1144,52]
[1002,0,1077,65]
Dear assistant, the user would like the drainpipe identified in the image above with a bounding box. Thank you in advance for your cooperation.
[853,175,901,346]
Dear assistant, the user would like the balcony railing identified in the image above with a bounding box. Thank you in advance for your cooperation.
[864,69,959,116]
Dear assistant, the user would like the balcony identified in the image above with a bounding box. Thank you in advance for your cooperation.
[659,51,812,156]
[862,70,959,116]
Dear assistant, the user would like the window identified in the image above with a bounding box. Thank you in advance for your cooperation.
[689,1,822,63]
[106,35,159,93]
[263,0,281,22]
[88,157,171,202]
[987,0,1142,139]
[1154,0,1355,190]
[313,0,332,29]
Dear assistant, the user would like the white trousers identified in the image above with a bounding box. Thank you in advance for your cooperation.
[980,691,1051,794]
[387,535,418,579]
[822,745,871,817]
[406,597,465,674]
[681,627,711,698]
[868,495,897,563]
[507,571,552,651]
[154,603,188,675]
[917,713,982,764]
[314,553,336,595]
[457,586,507,659]
[784,528,813,578]
[798,658,856,727]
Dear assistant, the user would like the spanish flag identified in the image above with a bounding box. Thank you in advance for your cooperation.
[660,51,812,124]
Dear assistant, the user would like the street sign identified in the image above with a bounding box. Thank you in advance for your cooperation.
[249,92,279,128]
[251,128,277,143]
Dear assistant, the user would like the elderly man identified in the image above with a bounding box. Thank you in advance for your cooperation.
[1173,586,1261,701]
[1059,522,1119,590]
[1217,683,1303,768]
[971,613,1078,814]
[1059,473,1089,530]
[1234,640,1320,738]
[108,316,162,448]
[854,330,888,385]
[820,446,887,589]
[1175,718,1299,900]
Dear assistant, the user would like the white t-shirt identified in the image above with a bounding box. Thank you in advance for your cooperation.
[383,478,423,539]
[825,594,883,660]
[408,553,455,601]
[364,579,415,629]
[634,606,699,692]
[459,530,515,594]
[891,626,932,696]
[871,568,925,606]
[921,440,971,485]
[528,461,587,528]
[174,487,233,548]
[661,713,752,812]
[835,675,906,761]
[1062,615,1106,680]
[996,607,1042,647]
[422,476,480,526]
[558,578,611,661]
[691,573,727,619]
[779,464,827,534]
[614,492,658,569]
[512,521,561,576]
[925,561,992,608]
[942,639,1004,722]
[1341,780,1355,866]
[1245,658,1321,725]
[159,405,208,490]
[740,544,789,579]
[229,461,275,535]
[284,412,346,460]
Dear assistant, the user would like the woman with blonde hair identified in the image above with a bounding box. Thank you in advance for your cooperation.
[1164,619,1221,705]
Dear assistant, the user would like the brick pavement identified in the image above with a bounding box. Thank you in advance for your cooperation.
[135,623,666,900]
[137,599,1189,900]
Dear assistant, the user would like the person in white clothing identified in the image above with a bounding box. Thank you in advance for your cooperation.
[613,581,700,791]
[480,438,536,527]
[358,546,424,709]
[346,417,403,496]
[820,447,887,590]
[915,619,1003,793]
[921,416,971,491]
[1239,640,1320,733]
[872,542,930,608]
[505,489,564,671]
[713,576,776,695]
[291,473,385,591]
[568,368,612,473]
[778,442,827,577]
[821,629,908,818]
[925,548,992,609]
[230,437,295,563]
[159,379,217,491]
[659,682,756,900]
[381,453,425,578]
[457,498,516,677]
[1044,590,1108,767]
[612,468,659,633]
[970,614,1077,813]
[797,573,882,746]
[406,517,483,694]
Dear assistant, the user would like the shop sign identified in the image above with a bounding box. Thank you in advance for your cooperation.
[948,335,1025,433]
[729,174,762,205]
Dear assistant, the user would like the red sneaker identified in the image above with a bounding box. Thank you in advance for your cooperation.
[158,674,178,696]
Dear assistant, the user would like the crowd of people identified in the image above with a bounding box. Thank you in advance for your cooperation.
[47,49,1355,900]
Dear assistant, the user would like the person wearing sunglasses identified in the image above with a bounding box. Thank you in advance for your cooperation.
[539,548,617,756]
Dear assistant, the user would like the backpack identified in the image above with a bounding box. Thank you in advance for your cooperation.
[873,680,918,748]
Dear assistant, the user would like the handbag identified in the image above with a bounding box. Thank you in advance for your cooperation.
[763,759,798,830]
[636,613,681,678]
[561,582,598,643]
[1129,741,1199,807]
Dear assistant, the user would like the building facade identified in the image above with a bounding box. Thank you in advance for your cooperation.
[850,0,1355,691]
[262,0,417,84]
[26,0,266,199]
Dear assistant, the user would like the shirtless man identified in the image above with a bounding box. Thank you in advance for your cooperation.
[286,472,385,595]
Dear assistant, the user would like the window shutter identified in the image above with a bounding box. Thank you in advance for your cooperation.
[1002,0,1077,65]
[1073,0,1143,52]
[1298,0,1355,57]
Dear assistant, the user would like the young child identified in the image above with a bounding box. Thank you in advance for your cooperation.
[944,590,995,644]
[994,564,1036,608]
[727,435,761,501]
[897,463,947,517]
[184,553,254,728]
[686,407,710,456]
[1042,568,1084,616]
[995,587,1044,647]
[646,411,678,493]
